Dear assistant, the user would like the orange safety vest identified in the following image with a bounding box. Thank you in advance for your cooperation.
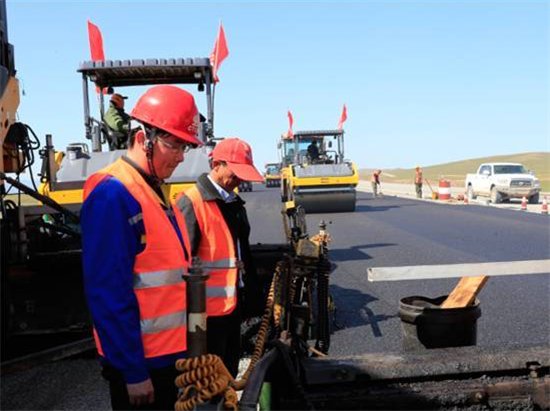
[178,185,238,317]
[83,158,188,358]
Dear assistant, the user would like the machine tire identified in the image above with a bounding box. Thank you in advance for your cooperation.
[467,185,476,201]
[529,193,540,204]
[490,186,501,204]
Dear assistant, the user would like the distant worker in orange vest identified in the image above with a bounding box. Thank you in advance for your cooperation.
[175,137,264,377]
[81,85,202,410]
[371,169,382,197]
[415,166,423,199]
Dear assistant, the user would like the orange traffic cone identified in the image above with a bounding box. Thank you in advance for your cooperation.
[463,192,468,205]
[521,196,527,211]
[542,196,548,215]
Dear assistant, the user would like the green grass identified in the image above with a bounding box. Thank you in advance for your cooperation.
[359,152,550,192]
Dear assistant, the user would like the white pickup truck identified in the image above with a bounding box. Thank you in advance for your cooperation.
[465,163,541,204]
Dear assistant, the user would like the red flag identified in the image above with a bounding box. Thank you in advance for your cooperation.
[87,20,106,94]
[337,104,347,130]
[210,22,229,82]
[287,110,294,138]
[87,20,105,62]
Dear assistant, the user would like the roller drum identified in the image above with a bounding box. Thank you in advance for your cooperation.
[294,189,356,213]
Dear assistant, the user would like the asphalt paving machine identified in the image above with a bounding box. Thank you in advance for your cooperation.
[264,162,281,187]
[279,129,358,213]
[0,9,218,357]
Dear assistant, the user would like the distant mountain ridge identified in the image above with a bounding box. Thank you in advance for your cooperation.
[359,152,550,191]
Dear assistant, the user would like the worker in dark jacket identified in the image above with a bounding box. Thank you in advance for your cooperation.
[175,137,264,377]
[82,85,201,410]
[307,140,320,162]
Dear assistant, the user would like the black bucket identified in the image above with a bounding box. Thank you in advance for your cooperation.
[398,295,481,351]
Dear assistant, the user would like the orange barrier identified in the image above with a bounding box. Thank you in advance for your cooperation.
[438,179,451,200]
[521,196,527,211]
[542,196,548,215]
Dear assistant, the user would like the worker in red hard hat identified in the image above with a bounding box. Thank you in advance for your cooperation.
[130,85,202,182]
[82,85,203,410]
[175,137,264,378]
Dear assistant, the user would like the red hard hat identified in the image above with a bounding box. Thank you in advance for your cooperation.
[131,85,202,146]
[211,138,264,182]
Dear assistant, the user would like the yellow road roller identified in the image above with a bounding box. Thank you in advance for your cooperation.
[264,162,281,187]
[279,129,358,212]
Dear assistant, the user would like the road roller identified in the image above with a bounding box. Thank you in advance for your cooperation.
[279,129,358,212]
[264,162,281,187]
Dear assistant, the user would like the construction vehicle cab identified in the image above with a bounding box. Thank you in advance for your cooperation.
[280,129,358,213]
[264,162,281,187]
[39,58,216,207]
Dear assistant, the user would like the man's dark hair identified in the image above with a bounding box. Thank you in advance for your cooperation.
[128,122,156,148]
[128,127,139,148]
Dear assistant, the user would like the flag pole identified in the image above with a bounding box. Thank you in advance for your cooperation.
[211,82,216,140]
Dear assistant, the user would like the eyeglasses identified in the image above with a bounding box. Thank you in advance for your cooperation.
[156,136,192,153]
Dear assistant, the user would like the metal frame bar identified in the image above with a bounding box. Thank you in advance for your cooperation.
[367,259,550,282]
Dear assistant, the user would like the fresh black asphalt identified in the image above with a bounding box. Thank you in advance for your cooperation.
[243,186,550,355]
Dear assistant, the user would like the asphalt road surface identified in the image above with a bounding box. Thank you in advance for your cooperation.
[2,184,549,410]
[243,185,549,355]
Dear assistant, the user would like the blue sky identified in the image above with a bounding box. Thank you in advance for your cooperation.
[8,0,549,171]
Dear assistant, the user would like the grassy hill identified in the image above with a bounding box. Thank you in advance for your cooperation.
[359,152,550,192]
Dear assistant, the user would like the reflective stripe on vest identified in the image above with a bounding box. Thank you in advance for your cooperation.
[84,158,188,358]
[178,185,238,317]
[207,285,237,299]
[141,310,187,334]
[134,268,184,289]
[128,213,143,226]
[203,258,237,269]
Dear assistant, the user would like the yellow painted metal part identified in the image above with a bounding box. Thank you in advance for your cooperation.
[284,200,296,210]
[164,182,195,202]
[39,181,196,207]
[0,77,20,144]
[41,185,84,205]
[36,148,196,206]
[1,77,21,174]
[38,151,85,205]
[288,162,359,189]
